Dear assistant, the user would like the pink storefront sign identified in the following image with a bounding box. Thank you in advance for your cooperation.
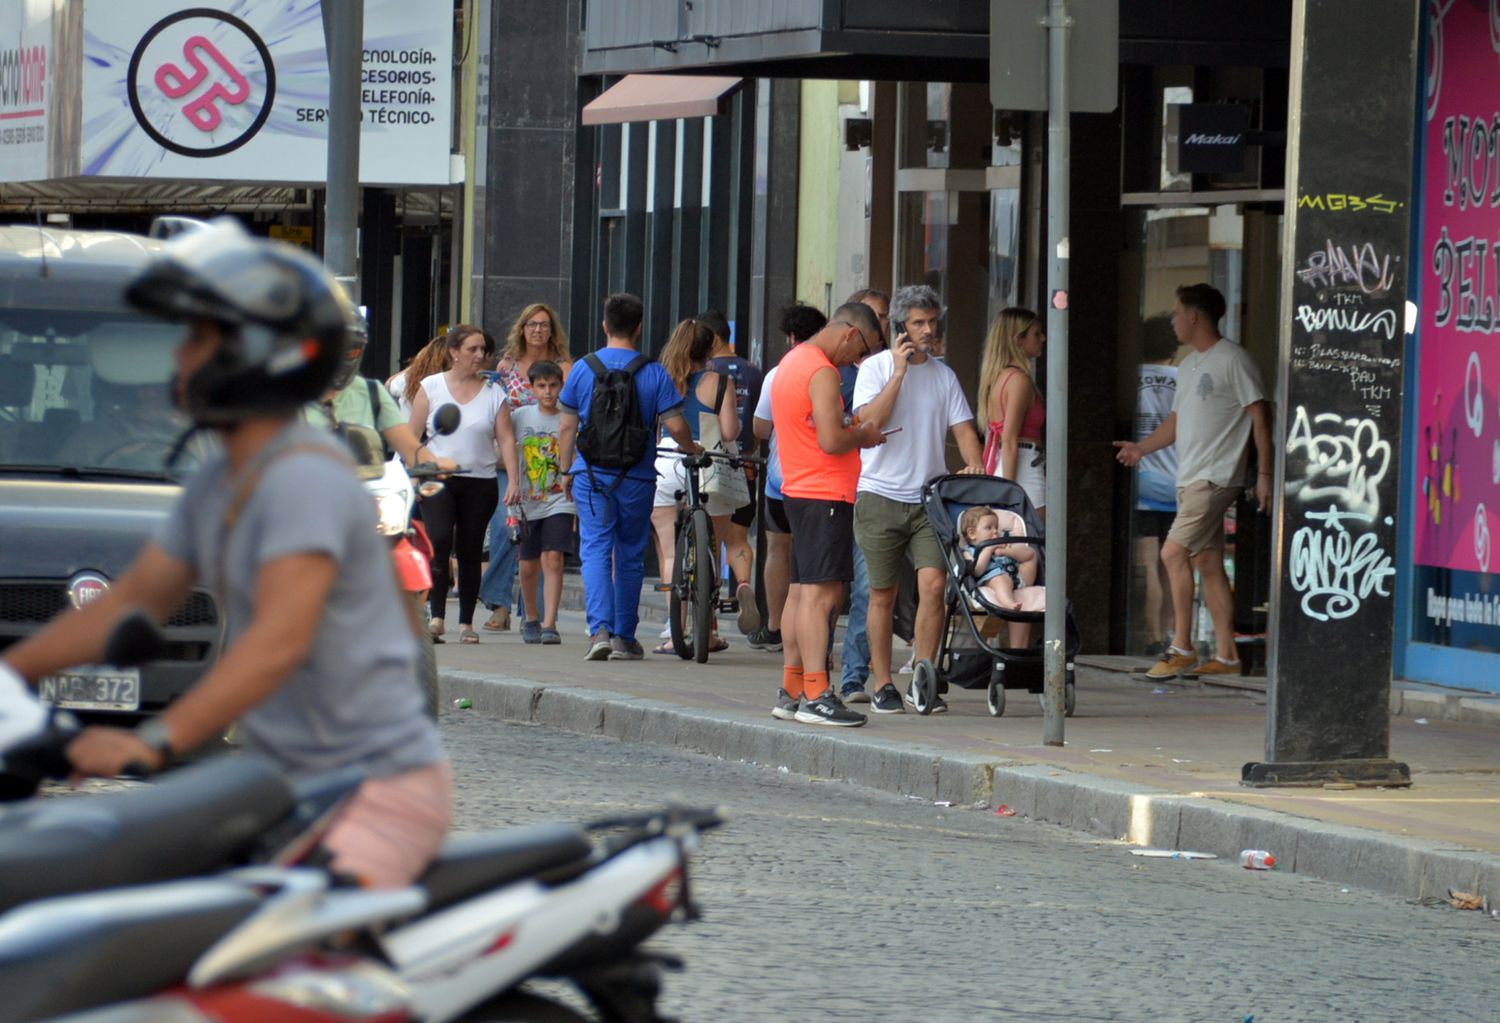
[1415,0,1500,576]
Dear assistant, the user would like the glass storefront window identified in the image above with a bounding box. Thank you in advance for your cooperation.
[925,83,951,168]
[898,191,951,297]
[1159,86,1193,192]
[988,188,1020,318]
[1123,206,1248,658]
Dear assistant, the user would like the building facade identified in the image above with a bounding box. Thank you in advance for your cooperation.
[570,0,1294,656]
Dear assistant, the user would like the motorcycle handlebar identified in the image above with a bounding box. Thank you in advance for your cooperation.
[407,461,460,480]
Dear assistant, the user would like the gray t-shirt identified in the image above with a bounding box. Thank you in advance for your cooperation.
[155,424,445,778]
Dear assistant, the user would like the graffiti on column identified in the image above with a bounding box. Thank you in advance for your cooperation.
[1287,227,1403,622]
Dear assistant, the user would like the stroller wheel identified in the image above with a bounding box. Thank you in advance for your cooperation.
[911,659,938,716]
[987,673,1006,717]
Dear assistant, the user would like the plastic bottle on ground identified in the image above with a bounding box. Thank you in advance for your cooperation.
[1239,849,1276,870]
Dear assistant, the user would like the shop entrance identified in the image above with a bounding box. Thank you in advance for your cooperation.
[1117,203,1281,667]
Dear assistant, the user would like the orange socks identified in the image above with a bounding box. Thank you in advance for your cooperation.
[782,666,805,699]
[802,671,829,700]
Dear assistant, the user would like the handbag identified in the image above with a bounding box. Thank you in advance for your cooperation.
[697,374,751,506]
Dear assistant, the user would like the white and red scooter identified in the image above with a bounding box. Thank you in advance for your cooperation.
[0,615,721,1023]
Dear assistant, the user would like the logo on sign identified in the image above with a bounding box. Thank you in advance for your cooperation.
[126,9,276,158]
[66,573,109,610]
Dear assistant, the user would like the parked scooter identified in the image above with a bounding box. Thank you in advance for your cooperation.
[0,614,722,1023]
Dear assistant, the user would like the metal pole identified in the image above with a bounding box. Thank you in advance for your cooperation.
[322,0,363,296]
[1041,0,1070,746]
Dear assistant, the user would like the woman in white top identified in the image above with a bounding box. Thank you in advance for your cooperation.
[408,325,520,644]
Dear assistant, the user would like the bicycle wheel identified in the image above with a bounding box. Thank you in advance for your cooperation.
[669,516,694,660]
[689,508,716,663]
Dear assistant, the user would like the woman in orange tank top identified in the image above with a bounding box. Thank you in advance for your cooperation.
[978,307,1048,521]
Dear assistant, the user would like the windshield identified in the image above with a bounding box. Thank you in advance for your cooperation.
[0,308,202,476]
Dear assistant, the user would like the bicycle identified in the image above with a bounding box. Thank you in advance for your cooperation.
[660,446,764,663]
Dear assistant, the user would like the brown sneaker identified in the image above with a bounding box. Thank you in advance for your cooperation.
[1145,649,1198,678]
[483,607,511,632]
[1194,658,1242,676]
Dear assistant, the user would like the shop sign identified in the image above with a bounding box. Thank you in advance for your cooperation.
[1165,104,1249,175]
[76,0,453,186]
[1412,0,1500,650]
[0,0,53,182]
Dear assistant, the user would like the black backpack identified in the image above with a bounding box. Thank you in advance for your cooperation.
[576,352,652,484]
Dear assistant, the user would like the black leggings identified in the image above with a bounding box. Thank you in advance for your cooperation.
[423,475,499,626]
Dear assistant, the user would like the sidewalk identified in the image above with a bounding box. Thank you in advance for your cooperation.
[437,586,1500,906]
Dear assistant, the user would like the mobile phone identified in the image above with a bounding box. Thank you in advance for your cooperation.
[881,426,903,436]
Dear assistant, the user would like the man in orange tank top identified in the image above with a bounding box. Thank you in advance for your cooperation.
[768,302,888,727]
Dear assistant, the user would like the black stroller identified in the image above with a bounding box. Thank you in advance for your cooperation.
[910,474,1081,717]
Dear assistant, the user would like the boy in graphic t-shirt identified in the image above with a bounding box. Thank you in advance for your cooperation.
[511,360,577,644]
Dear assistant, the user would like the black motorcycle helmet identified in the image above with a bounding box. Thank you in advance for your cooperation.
[124,218,354,426]
[328,306,369,393]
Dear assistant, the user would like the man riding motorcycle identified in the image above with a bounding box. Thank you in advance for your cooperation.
[304,311,457,473]
[0,219,451,888]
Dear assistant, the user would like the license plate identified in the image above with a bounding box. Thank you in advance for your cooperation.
[38,668,141,712]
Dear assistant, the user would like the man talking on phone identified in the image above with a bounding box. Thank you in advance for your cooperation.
[851,284,985,715]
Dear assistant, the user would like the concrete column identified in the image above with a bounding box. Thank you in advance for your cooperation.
[748,78,800,366]
[1244,0,1419,788]
[474,0,583,337]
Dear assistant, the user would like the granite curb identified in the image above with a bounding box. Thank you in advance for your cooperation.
[442,668,1500,906]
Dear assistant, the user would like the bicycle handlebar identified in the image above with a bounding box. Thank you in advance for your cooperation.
[655,447,766,470]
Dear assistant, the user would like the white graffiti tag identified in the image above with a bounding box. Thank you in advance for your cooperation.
[1286,406,1391,516]
[1296,240,1397,294]
[1290,506,1396,621]
[1294,304,1400,340]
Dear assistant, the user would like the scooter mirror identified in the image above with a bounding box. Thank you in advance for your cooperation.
[104,608,166,668]
[433,403,462,437]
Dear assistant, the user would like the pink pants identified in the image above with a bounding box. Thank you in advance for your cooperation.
[322,761,453,888]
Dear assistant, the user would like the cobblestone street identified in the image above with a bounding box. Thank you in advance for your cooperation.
[444,710,1500,1023]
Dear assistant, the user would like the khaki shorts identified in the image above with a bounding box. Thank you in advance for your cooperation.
[1167,480,1241,555]
[854,491,945,589]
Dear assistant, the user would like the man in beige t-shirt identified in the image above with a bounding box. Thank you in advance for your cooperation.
[1114,283,1272,679]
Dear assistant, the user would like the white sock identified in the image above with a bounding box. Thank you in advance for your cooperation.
[1169,645,1193,656]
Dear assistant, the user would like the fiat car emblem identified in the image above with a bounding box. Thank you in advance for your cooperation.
[67,573,110,610]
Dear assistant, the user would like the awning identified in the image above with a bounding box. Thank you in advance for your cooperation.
[580,74,744,126]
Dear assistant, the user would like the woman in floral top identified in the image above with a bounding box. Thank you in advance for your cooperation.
[479,304,572,630]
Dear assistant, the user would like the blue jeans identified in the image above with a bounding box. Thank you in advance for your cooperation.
[574,470,655,642]
[479,473,517,610]
[840,544,871,691]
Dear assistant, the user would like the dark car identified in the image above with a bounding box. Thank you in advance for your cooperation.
[0,225,221,717]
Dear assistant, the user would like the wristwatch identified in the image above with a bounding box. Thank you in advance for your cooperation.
[134,717,175,763]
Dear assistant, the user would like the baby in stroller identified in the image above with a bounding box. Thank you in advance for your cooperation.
[958,505,1037,610]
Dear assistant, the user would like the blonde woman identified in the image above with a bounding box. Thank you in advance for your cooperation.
[478,303,572,631]
[978,307,1047,522]
[650,318,740,655]
[492,302,573,403]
